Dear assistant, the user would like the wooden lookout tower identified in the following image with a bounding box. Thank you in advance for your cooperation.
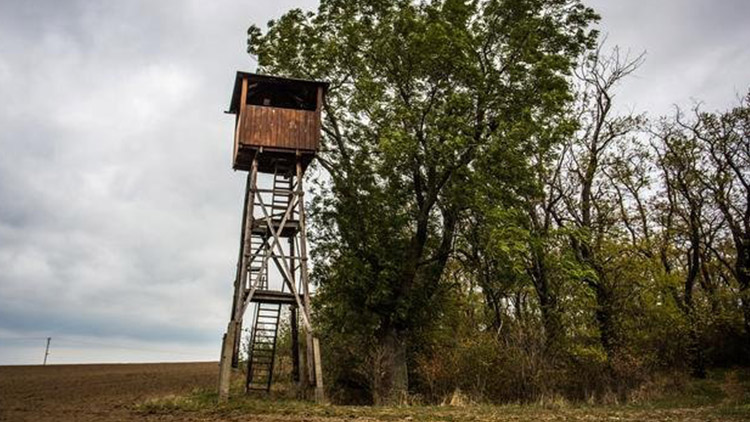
[218,72,328,402]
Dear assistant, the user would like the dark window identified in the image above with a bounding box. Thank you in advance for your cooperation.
[246,81,317,111]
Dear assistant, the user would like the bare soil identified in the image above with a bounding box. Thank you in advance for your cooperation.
[0,362,217,421]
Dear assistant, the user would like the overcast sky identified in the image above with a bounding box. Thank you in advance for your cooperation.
[0,0,748,365]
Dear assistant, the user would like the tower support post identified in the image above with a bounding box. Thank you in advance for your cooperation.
[296,156,325,402]
[219,156,258,402]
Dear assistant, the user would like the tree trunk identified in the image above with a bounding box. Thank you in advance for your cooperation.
[372,327,409,405]
[594,283,617,362]
[736,250,750,356]
[684,208,706,378]
[686,311,706,378]
[532,254,562,353]
[742,291,750,358]
[540,294,562,354]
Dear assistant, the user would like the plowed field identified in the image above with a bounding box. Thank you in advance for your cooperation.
[0,362,217,421]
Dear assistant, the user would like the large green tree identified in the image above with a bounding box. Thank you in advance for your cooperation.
[248,0,597,403]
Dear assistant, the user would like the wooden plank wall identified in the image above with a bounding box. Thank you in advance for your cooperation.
[240,105,319,151]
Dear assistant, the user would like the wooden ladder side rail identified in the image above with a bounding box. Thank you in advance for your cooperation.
[266,305,282,391]
[245,304,261,390]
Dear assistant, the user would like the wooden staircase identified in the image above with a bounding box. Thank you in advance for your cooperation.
[245,166,294,393]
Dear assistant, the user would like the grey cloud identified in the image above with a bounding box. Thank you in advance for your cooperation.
[588,0,750,114]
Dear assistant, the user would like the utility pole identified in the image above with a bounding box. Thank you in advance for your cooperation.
[43,337,51,365]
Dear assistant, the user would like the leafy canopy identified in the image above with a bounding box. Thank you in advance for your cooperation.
[248,0,598,342]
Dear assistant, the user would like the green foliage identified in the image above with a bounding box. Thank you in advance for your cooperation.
[248,0,598,402]
[246,0,749,406]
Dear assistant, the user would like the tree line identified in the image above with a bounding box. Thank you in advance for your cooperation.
[248,0,749,404]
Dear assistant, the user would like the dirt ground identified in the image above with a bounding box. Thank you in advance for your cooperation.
[0,362,218,421]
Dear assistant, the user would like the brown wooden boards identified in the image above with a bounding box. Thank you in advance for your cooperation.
[240,105,318,151]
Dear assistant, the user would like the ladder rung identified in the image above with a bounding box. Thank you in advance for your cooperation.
[256,188,293,194]
[250,353,273,358]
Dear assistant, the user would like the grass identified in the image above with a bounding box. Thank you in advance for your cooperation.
[137,369,750,421]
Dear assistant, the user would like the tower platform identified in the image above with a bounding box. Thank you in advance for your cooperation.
[250,289,304,305]
[251,218,300,237]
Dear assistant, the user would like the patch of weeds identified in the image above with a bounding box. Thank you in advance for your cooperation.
[137,389,216,414]
[136,378,750,422]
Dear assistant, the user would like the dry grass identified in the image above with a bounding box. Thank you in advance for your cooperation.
[139,370,750,422]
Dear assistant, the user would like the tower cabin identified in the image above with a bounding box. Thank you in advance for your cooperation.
[228,72,328,173]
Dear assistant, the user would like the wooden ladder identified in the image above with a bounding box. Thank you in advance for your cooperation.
[245,165,293,393]
[271,166,293,219]
[246,303,281,392]
[247,232,268,290]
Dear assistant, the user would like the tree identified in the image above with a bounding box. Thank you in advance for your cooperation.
[248,0,597,403]
[685,94,750,350]
[560,44,645,363]
[651,116,710,377]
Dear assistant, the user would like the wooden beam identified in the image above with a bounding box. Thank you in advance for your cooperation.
[219,155,257,402]
[252,190,313,331]
[240,193,299,316]
[233,77,248,166]
[297,155,325,402]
